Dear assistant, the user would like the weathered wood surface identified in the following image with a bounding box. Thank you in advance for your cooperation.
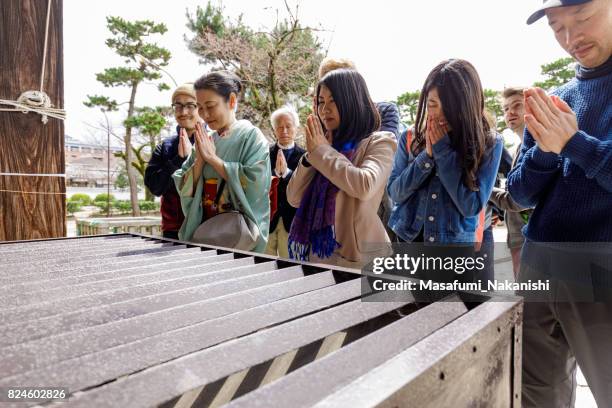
[313,300,522,408]
[225,300,469,408]
[0,0,65,241]
[0,234,523,408]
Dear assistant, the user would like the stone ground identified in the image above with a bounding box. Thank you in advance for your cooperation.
[65,220,598,406]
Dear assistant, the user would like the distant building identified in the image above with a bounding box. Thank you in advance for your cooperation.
[65,135,123,187]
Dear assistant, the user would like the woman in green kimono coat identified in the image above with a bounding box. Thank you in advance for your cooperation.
[172,71,271,252]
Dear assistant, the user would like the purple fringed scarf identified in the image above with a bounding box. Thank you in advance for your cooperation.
[288,140,357,261]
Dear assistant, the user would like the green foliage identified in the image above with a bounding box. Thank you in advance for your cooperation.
[186,2,226,36]
[520,210,531,224]
[95,67,147,87]
[125,106,169,138]
[115,144,152,198]
[114,171,129,189]
[157,83,171,92]
[119,107,171,201]
[84,17,171,111]
[66,201,82,215]
[185,1,325,133]
[69,193,92,206]
[138,200,158,211]
[114,200,133,213]
[94,201,110,213]
[94,193,116,202]
[129,144,150,180]
[534,57,575,91]
[83,95,118,112]
[84,16,172,216]
[105,16,170,63]
[483,89,505,133]
[396,90,421,126]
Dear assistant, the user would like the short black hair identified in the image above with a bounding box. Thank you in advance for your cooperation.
[317,69,380,147]
[194,70,242,101]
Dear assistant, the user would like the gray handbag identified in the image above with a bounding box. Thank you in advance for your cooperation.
[191,179,259,251]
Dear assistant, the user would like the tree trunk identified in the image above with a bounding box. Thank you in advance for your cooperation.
[125,82,141,216]
[268,56,279,110]
[0,0,66,240]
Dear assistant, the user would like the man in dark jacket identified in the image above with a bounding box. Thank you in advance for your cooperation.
[374,102,401,242]
[265,106,306,258]
[144,83,199,239]
[375,101,402,140]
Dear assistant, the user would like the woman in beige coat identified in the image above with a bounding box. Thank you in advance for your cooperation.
[287,69,397,268]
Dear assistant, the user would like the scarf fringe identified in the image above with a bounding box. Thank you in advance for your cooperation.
[288,240,311,261]
[288,140,356,262]
[310,225,340,259]
[288,225,340,261]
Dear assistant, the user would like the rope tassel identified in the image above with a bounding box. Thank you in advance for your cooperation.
[0,0,66,124]
[0,91,66,124]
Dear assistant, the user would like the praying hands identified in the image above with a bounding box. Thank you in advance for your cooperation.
[524,87,578,154]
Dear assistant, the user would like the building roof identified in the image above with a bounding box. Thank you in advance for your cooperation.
[65,134,123,152]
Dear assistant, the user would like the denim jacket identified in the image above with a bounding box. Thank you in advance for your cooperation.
[387,130,503,243]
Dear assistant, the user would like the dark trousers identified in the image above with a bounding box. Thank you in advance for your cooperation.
[162,230,179,240]
[478,226,494,282]
[519,241,612,408]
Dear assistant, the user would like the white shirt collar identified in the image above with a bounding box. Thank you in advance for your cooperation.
[277,141,295,150]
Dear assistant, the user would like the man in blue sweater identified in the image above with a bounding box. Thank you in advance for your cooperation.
[508,0,612,406]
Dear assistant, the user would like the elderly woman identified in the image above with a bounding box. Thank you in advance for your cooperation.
[265,106,306,258]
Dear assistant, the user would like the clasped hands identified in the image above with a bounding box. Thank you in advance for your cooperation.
[524,87,578,154]
[177,127,191,159]
[303,110,449,159]
[304,114,331,154]
[275,149,288,176]
[190,122,217,164]
[177,122,217,164]
[425,115,448,158]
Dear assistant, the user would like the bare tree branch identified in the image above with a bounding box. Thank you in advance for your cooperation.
[185,1,326,135]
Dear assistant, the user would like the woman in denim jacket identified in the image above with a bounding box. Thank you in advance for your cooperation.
[387,59,503,249]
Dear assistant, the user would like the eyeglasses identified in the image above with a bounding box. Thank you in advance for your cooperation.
[172,103,198,113]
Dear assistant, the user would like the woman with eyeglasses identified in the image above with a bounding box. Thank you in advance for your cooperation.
[172,71,272,252]
[145,83,200,240]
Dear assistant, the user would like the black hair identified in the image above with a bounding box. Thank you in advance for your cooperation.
[194,70,242,101]
[412,59,495,191]
[316,69,380,147]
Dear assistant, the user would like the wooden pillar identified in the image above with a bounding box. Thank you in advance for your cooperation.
[0,0,65,241]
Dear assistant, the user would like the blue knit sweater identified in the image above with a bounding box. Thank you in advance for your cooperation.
[507,60,612,242]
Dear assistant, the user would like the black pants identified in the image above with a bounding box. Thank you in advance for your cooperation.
[162,230,179,240]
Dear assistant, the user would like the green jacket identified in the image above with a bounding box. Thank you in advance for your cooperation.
[173,120,271,252]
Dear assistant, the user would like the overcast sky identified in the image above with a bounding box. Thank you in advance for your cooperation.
[63,0,568,142]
